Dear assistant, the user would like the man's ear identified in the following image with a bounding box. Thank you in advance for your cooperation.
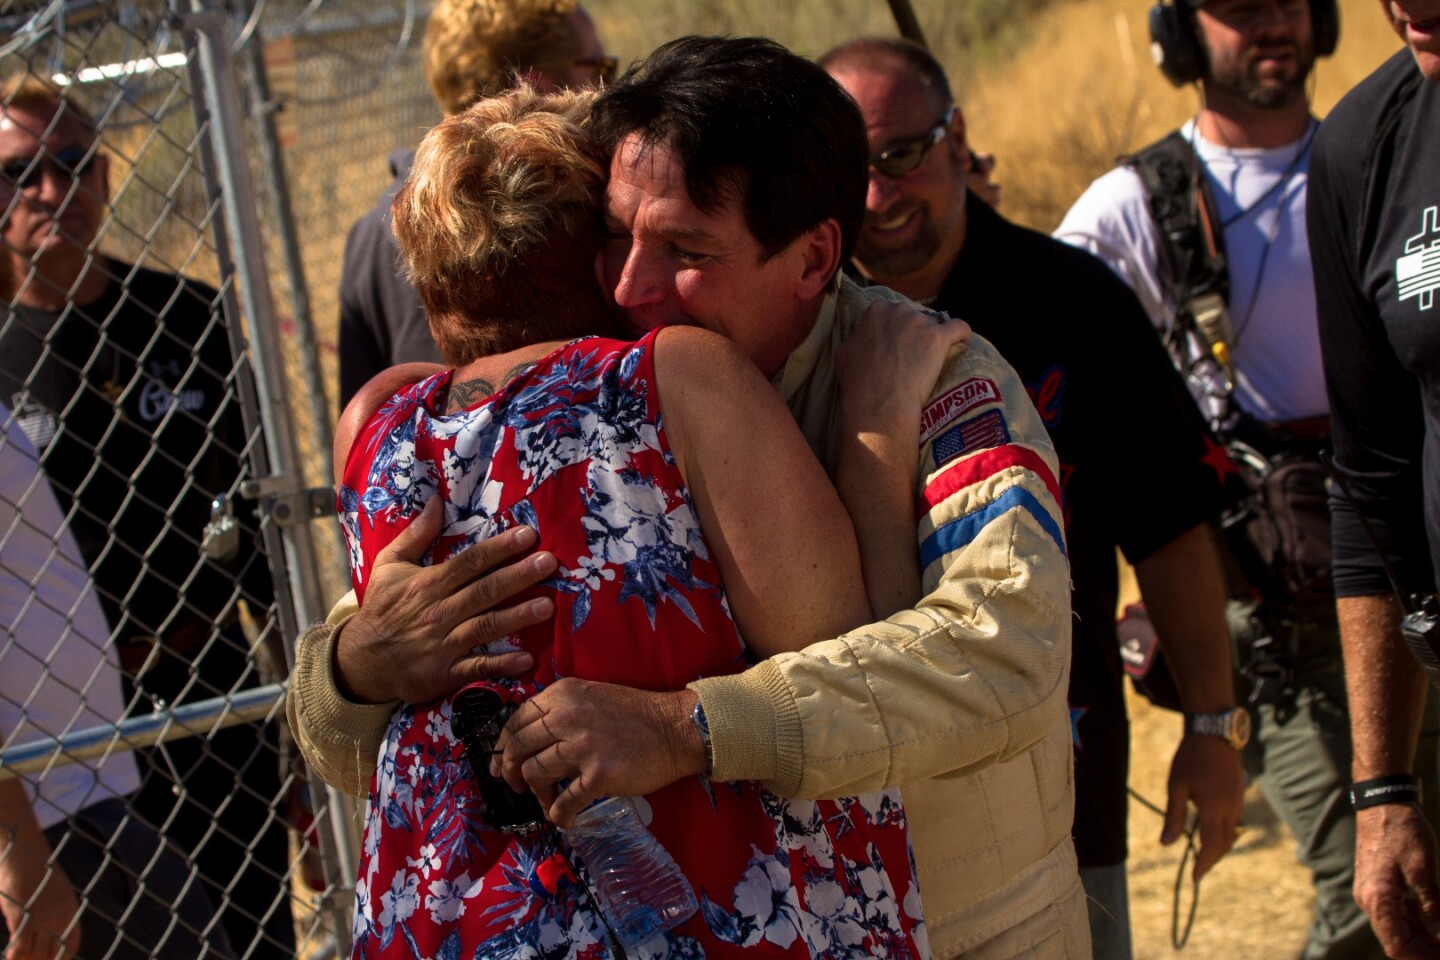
[795,218,842,300]
[948,107,969,169]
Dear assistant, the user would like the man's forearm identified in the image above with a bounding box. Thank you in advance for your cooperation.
[1340,593,1429,779]
[0,778,41,858]
[1135,522,1236,713]
[1134,522,1244,878]
[0,776,79,953]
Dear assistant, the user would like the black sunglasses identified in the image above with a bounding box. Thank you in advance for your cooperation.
[2,146,95,190]
[869,108,956,179]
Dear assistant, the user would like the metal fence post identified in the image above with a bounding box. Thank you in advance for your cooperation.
[177,0,326,634]
[239,24,336,493]
[177,2,355,953]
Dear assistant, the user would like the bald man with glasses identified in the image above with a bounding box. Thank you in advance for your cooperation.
[818,37,1247,959]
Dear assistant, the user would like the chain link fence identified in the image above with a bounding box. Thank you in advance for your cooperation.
[0,0,361,956]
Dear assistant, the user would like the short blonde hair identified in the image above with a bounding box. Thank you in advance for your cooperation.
[392,85,611,365]
[0,72,97,137]
[424,0,582,115]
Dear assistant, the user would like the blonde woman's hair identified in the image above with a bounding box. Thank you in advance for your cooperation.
[392,84,611,365]
[424,0,582,115]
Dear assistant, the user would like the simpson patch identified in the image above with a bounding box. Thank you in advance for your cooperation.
[933,409,1010,468]
[920,377,1001,444]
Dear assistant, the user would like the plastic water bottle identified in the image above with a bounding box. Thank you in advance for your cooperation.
[562,797,698,949]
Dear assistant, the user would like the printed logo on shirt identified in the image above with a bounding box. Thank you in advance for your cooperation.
[919,378,1001,444]
[138,359,206,423]
[1397,205,1440,311]
[933,409,1010,469]
[9,394,57,454]
[1023,365,1067,429]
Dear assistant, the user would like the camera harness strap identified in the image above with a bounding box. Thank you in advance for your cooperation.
[1127,131,1238,426]
[1127,124,1319,436]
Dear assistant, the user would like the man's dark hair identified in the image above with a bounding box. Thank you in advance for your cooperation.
[590,35,867,265]
[816,36,954,113]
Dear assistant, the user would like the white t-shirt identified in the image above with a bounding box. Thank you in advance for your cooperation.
[1055,119,1328,424]
[0,401,139,829]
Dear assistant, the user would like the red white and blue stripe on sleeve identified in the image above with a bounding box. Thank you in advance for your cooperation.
[916,399,1066,572]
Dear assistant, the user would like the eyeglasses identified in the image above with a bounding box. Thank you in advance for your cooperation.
[574,55,619,84]
[1,146,95,190]
[869,108,956,179]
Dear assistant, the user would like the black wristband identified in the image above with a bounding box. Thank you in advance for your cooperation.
[1350,775,1422,810]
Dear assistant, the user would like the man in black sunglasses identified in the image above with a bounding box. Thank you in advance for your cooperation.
[337,0,613,407]
[0,73,295,957]
[819,36,1248,960]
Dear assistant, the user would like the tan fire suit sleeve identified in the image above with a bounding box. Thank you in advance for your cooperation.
[285,591,395,796]
[690,335,1072,798]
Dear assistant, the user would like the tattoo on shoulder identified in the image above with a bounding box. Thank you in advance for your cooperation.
[441,362,537,414]
[444,377,495,414]
[499,362,536,389]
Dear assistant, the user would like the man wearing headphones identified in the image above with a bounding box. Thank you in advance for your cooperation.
[1058,3,1425,958]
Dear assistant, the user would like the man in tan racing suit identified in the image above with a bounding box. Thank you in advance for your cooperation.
[291,36,1086,958]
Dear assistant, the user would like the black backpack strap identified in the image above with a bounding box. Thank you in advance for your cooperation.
[1126,130,1238,393]
[1127,131,1230,307]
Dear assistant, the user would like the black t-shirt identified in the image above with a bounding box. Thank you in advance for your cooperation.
[1,262,271,661]
[923,197,1230,866]
[337,149,441,407]
[1309,49,1440,596]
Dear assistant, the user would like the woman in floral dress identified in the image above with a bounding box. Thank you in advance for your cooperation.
[334,87,929,959]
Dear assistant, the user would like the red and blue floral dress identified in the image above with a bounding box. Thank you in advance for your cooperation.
[337,333,928,959]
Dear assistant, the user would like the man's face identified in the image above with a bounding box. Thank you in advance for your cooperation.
[827,64,967,288]
[1195,0,1316,108]
[601,134,816,376]
[0,102,107,267]
[535,8,614,92]
[1379,1,1440,80]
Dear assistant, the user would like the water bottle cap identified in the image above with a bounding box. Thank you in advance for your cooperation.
[566,795,629,830]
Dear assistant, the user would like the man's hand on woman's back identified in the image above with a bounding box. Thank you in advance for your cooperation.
[333,497,558,705]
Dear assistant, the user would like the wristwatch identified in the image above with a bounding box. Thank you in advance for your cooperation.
[1183,707,1252,750]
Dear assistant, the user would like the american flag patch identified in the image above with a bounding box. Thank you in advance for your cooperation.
[933,409,1010,468]
[919,377,1001,444]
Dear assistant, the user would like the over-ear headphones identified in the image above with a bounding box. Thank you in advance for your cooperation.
[1148,0,1339,86]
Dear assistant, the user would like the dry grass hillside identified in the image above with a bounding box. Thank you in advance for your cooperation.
[962,0,1407,232]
